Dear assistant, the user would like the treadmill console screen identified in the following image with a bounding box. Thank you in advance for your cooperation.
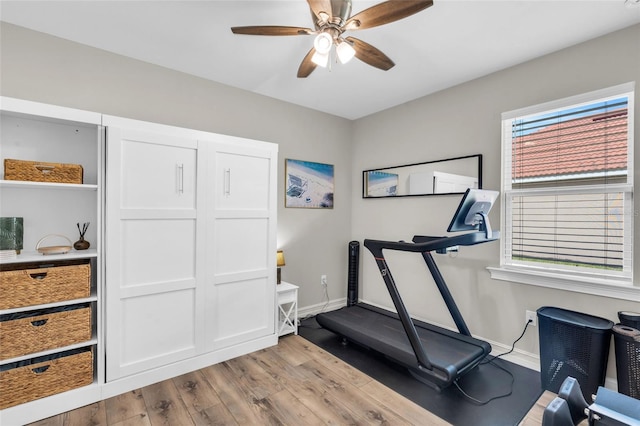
[447,188,499,233]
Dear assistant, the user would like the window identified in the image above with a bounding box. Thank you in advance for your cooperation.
[498,83,634,288]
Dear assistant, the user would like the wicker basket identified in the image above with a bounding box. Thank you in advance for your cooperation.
[0,305,92,360]
[4,158,83,184]
[613,324,640,399]
[0,348,93,409]
[0,264,91,310]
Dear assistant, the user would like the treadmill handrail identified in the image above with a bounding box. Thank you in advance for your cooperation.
[363,230,500,376]
[365,231,499,255]
[365,251,434,371]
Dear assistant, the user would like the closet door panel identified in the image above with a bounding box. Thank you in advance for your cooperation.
[105,120,204,382]
[120,219,196,286]
[214,218,268,275]
[119,289,196,375]
[120,133,197,210]
[215,150,270,210]
[209,277,270,348]
[205,140,277,351]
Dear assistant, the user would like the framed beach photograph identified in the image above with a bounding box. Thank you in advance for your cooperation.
[285,159,334,209]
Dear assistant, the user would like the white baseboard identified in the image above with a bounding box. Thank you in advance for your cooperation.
[484,337,540,371]
[298,297,346,320]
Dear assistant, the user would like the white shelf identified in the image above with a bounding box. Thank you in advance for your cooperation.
[0,180,98,190]
[0,249,98,265]
[0,96,103,425]
[0,295,98,315]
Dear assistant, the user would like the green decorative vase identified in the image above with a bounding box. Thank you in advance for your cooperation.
[0,217,24,254]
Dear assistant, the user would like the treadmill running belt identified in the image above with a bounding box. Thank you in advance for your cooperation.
[316,303,491,389]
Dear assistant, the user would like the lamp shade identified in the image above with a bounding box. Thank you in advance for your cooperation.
[311,51,329,68]
[277,250,286,267]
[313,32,332,55]
[337,40,356,64]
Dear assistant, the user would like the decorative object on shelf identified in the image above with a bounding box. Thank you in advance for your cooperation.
[74,222,91,250]
[0,217,23,254]
[0,250,17,261]
[36,234,72,255]
[277,250,285,284]
[285,159,334,209]
[4,158,83,184]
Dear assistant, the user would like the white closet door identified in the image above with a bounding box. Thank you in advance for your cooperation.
[105,118,204,381]
[205,139,277,351]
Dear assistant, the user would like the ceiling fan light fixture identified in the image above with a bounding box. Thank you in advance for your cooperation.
[231,0,434,77]
[313,32,333,55]
[336,39,356,64]
[311,51,329,67]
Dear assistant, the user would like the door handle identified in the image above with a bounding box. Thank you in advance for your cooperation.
[224,168,231,196]
[177,163,184,194]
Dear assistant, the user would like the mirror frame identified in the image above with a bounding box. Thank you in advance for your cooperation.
[362,154,483,198]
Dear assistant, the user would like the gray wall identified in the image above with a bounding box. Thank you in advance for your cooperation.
[351,24,640,376]
[2,20,640,382]
[0,22,352,310]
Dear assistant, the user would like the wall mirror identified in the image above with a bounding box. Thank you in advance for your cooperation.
[363,154,482,198]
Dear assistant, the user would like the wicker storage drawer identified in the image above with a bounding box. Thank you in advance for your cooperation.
[0,348,93,409]
[0,305,91,360]
[4,158,83,184]
[0,264,91,310]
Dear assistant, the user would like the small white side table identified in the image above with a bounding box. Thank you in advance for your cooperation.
[277,281,299,336]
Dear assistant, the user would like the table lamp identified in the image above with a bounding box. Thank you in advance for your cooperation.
[277,250,285,284]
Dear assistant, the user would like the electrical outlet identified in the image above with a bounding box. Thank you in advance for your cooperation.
[321,275,327,286]
[525,310,537,327]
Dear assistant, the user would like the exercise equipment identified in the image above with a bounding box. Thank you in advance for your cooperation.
[558,377,590,424]
[543,376,640,426]
[316,188,499,390]
[543,398,576,426]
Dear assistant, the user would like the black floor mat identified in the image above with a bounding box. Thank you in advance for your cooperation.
[299,316,543,426]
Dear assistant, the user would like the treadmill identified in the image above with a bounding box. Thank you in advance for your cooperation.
[316,188,500,390]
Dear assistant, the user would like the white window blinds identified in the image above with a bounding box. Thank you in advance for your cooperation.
[502,84,634,280]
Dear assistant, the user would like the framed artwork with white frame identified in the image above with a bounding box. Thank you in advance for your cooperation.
[285,159,334,209]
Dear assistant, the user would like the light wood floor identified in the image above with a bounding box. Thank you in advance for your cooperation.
[519,391,555,426]
[28,335,550,426]
[28,335,450,425]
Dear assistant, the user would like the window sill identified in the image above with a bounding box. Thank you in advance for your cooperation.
[487,266,640,302]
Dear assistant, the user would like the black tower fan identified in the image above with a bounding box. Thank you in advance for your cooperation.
[347,241,360,306]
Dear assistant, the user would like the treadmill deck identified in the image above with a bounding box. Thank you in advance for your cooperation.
[316,303,491,389]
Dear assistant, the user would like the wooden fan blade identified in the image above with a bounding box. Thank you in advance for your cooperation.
[297,48,318,78]
[344,0,433,30]
[346,36,395,71]
[231,26,314,36]
[307,0,332,22]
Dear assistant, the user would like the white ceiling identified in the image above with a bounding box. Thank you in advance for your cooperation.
[1,1,639,120]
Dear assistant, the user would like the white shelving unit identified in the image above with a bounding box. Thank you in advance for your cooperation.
[0,97,104,425]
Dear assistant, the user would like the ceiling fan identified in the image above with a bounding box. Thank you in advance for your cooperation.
[231,0,434,78]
